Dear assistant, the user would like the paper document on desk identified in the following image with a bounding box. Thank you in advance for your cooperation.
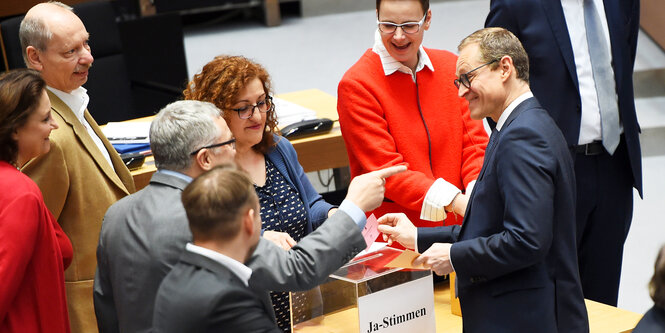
[273,97,317,128]
[102,121,151,143]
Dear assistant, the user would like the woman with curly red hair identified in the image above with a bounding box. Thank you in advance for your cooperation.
[184,55,337,331]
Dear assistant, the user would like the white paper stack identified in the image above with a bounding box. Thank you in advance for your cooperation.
[273,97,317,128]
[102,121,151,144]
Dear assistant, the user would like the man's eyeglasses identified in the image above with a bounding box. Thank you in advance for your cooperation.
[190,138,236,156]
[377,13,427,34]
[231,96,274,120]
[453,59,499,89]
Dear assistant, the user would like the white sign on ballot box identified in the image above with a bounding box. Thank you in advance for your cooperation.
[358,274,435,333]
[291,247,435,333]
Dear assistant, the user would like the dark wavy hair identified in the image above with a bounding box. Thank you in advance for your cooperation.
[376,0,429,14]
[651,245,665,309]
[0,69,47,166]
[184,55,278,154]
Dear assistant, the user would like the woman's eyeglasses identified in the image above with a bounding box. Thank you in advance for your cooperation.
[231,96,274,120]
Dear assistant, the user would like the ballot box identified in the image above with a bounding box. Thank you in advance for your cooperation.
[291,247,436,333]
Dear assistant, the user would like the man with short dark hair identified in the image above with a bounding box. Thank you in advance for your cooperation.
[379,27,588,332]
[20,3,135,332]
[153,163,406,332]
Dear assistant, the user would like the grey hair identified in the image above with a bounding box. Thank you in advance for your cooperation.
[19,1,74,66]
[150,100,223,172]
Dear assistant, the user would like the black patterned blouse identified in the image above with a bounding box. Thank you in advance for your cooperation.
[254,159,308,332]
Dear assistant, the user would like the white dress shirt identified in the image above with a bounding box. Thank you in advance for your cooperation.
[372,29,434,81]
[561,0,621,145]
[185,243,253,286]
[48,86,115,170]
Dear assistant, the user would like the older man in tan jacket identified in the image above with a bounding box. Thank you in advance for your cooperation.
[20,2,135,332]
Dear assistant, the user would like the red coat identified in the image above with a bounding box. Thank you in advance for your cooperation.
[338,48,488,228]
[0,161,72,333]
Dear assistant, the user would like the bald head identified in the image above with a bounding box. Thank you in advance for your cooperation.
[21,2,93,92]
[21,2,73,63]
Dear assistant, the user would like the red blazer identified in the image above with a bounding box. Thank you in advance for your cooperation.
[0,162,73,333]
[338,48,488,228]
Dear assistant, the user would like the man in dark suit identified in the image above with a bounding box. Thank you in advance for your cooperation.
[152,164,405,332]
[378,28,588,332]
[485,0,642,306]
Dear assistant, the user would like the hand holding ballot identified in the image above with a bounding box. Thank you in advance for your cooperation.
[378,213,453,275]
[413,243,453,276]
[377,213,417,250]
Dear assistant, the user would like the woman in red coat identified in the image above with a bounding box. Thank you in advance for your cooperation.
[338,0,488,233]
[0,69,73,333]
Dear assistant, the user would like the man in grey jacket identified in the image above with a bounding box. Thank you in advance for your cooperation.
[153,162,403,332]
[93,100,404,332]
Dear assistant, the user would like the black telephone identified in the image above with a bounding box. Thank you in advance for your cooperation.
[280,118,334,139]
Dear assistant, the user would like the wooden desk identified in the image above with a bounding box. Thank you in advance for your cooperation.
[294,282,642,333]
[128,89,348,190]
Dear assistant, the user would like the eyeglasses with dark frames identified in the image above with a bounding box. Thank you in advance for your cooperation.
[231,96,274,120]
[190,138,236,156]
[453,59,499,89]
[377,13,427,34]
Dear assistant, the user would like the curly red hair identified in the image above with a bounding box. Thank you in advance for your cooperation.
[184,55,278,154]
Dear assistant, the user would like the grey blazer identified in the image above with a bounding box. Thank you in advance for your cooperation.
[94,171,192,333]
[94,171,366,333]
[152,210,365,332]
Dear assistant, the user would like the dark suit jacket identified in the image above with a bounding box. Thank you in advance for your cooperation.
[95,171,366,332]
[94,171,191,333]
[485,0,642,196]
[418,98,588,332]
[633,306,665,333]
[153,250,281,333]
[152,210,366,332]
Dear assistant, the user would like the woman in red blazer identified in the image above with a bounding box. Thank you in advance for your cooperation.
[0,69,73,333]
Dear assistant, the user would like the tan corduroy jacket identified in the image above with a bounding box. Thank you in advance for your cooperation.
[22,90,135,333]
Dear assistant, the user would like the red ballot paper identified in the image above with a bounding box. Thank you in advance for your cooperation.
[362,214,380,248]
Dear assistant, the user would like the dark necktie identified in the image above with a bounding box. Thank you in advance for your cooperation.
[584,0,620,154]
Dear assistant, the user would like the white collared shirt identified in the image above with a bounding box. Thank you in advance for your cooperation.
[47,86,115,170]
[185,243,253,287]
[496,92,535,131]
[371,29,434,81]
[561,0,621,144]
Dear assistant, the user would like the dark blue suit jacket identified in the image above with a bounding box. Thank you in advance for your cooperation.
[153,250,281,333]
[485,0,642,196]
[418,98,588,332]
